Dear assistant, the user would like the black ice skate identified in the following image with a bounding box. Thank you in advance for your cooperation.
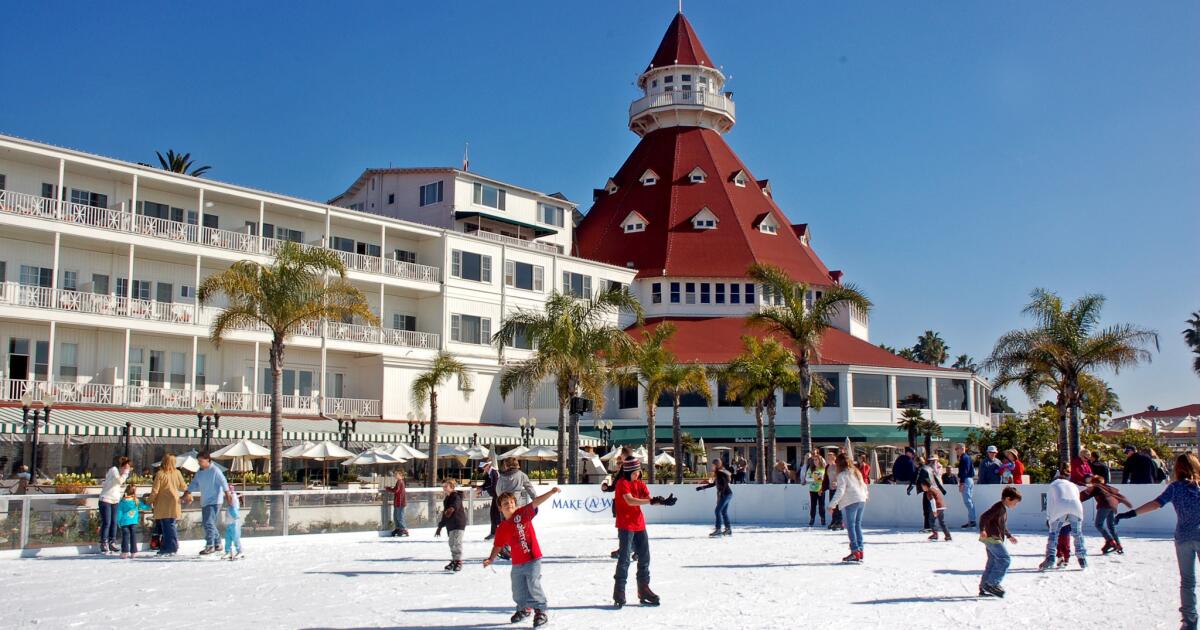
[453,560,463,572]
[709,528,722,537]
[721,527,731,536]
[510,608,531,623]
[444,560,456,571]
[613,584,626,609]
[533,610,548,627]
[982,582,1005,598]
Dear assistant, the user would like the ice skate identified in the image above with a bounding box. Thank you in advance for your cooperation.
[1056,557,1067,568]
[1038,557,1056,571]
[613,584,626,609]
[982,583,1005,598]
[943,533,952,541]
[1114,542,1124,555]
[532,610,548,627]
[722,527,732,536]
[1101,540,1114,555]
[510,608,531,623]
[453,560,463,572]
[1078,557,1087,569]
[927,532,939,541]
[637,582,660,606]
[444,560,456,571]
[841,551,857,563]
[199,546,216,556]
[709,528,722,537]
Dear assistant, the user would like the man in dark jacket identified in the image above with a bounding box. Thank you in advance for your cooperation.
[955,443,977,528]
[1121,446,1157,484]
[908,457,945,531]
[476,460,501,540]
[1089,452,1110,483]
[892,447,917,484]
[978,446,1003,485]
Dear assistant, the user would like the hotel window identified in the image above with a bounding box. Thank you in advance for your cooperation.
[511,324,534,350]
[624,221,645,233]
[195,354,206,389]
[505,260,544,291]
[689,168,707,184]
[717,380,744,407]
[896,376,930,409]
[394,249,417,264]
[852,373,889,408]
[657,390,707,408]
[730,283,740,304]
[356,242,381,257]
[694,218,716,229]
[156,282,173,303]
[61,271,78,292]
[715,283,725,304]
[170,352,187,389]
[670,282,681,304]
[393,313,417,331]
[540,204,565,227]
[70,188,108,208]
[700,283,711,304]
[450,314,492,345]
[330,236,355,252]
[91,274,109,294]
[744,283,755,304]
[936,378,969,411]
[664,75,674,84]
[451,250,492,283]
[26,340,48,381]
[472,182,506,210]
[148,351,165,388]
[116,279,151,300]
[420,182,444,206]
[180,285,195,300]
[326,372,345,399]
[684,282,696,304]
[20,265,52,288]
[651,282,662,304]
[41,183,58,199]
[0,174,5,190]
[784,373,840,407]
[59,343,78,382]
[562,271,592,298]
[128,348,144,387]
[619,384,639,409]
[651,79,657,88]
[387,193,395,205]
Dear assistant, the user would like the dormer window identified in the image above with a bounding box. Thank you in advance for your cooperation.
[640,169,659,186]
[753,212,779,235]
[688,167,707,184]
[731,170,749,188]
[605,178,619,195]
[621,211,648,234]
[691,207,718,230]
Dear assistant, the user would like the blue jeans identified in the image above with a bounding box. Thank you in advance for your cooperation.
[99,501,118,546]
[960,478,977,523]
[202,504,220,547]
[1043,514,1086,560]
[614,528,651,588]
[982,542,1011,587]
[120,524,137,553]
[1177,539,1200,629]
[1094,508,1119,543]
[714,493,732,530]
[158,518,178,554]
[393,505,407,531]
[842,501,865,551]
[510,558,547,611]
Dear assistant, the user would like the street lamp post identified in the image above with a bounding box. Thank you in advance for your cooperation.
[196,402,221,453]
[518,416,537,448]
[336,411,358,450]
[594,419,614,451]
[407,419,426,448]
[20,390,53,482]
[122,421,132,461]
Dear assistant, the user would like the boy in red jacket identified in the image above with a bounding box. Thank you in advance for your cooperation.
[612,456,677,608]
[484,487,560,628]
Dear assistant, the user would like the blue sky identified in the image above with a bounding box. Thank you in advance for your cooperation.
[2,1,1197,413]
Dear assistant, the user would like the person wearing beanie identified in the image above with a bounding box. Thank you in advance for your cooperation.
[602,446,634,559]
[612,456,676,608]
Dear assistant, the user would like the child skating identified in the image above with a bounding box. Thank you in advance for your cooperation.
[977,486,1021,598]
[696,458,733,537]
[484,487,561,628]
[116,484,150,559]
[1080,474,1132,555]
[223,488,243,560]
[1055,523,1072,567]
[435,480,467,571]
[612,456,677,608]
[918,478,952,541]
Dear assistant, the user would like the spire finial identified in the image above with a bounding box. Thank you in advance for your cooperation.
[678,0,683,13]
[462,142,469,171]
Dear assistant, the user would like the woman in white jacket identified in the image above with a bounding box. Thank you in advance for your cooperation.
[829,452,869,563]
[98,456,132,554]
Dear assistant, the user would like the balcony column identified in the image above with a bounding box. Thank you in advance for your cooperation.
[56,158,65,209]
[47,321,56,387]
[323,206,331,248]
[193,254,202,323]
[380,225,387,261]
[129,175,139,230]
[196,189,205,237]
[252,341,261,411]
[50,232,61,309]
[126,244,136,315]
[319,335,328,415]
[121,328,131,404]
[190,336,198,396]
[257,200,265,252]
[379,282,386,329]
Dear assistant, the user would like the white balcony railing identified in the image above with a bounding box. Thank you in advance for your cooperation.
[628,90,736,120]
[323,397,381,417]
[0,189,440,283]
[467,228,561,253]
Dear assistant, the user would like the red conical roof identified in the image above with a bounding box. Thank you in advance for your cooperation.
[647,12,715,70]
[575,127,833,284]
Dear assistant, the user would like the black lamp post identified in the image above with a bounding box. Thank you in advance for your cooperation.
[20,390,53,482]
[336,410,358,450]
[594,419,614,451]
[518,416,537,448]
[122,421,132,461]
[407,419,426,448]
[196,402,221,453]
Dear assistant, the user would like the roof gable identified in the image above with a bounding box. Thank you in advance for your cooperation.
[647,12,715,71]
[640,169,660,185]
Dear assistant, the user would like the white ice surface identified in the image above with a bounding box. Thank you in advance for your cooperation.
[0,524,1181,629]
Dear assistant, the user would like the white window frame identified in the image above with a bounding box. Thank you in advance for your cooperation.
[504,260,545,292]
[450,313,492,345]
[450,250,492,283]
[472,182,506,210]
[420,181,443,206]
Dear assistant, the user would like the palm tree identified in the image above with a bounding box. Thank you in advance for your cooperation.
[897,408,924,451]
[1185,311,1200,377]
[613,323,677,483]
[913,330,949,366]
[658,362,712,484]
[919,417,943,459]
[198,241,376,489]
[985,288,1158,464]
[496,290,643,483]
[748,264,872,457]
[156,150,212,177]
[952,354,978,372]
[411,351,471,486]
[721,352,770,485]
[723,336,800,484]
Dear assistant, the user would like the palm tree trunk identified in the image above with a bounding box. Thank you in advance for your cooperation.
[425,391,439,487]
[645,402,657,484]
[798,359,813,457]
[924,432,933,460]
[1066,381,1082,459]
[673,396,683,485]
[908,429,918,451]
[754,402,766,484]
[766,395,778,479]
[1055,394,1070,469]
[269,336,285,490]
[556,397,567,484]
[568,377,580,485]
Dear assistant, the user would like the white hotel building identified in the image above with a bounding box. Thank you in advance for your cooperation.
[0,134,625,472]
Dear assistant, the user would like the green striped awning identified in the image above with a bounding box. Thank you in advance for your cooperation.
[587,424,978,444]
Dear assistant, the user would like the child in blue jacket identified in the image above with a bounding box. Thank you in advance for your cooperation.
[223,489,243,560]
[116,485,150,558]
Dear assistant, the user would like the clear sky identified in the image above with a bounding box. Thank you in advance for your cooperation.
[2,1,1197,413]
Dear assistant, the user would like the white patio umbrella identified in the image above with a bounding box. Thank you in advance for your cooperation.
[599,445,624,462]
[385,442,428,459]
[697,437,708,463]
[296,440,355,486]
[342,448,405,467]
[465,445,491,460]
[869,448,881,482]
[211,438,270,459]
[282,441,316,458]
[843,437,854,459]
[161,449,227,474]
[499,445,530,461]
[520,445,558,483]
[654,451,676,466]
[632,446,648,461]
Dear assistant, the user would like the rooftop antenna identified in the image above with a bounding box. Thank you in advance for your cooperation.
[462,142,469,172]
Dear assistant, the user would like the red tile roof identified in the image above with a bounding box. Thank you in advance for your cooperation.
[1111,403,1200,422]
[575,127,834,284]
[647,13,715,71]
[626,316,964,372]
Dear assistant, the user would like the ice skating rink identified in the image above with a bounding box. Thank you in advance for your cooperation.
[0,523,1180,629]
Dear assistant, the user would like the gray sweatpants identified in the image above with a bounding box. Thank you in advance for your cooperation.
[448,530,464,561]
[511,558,547,610]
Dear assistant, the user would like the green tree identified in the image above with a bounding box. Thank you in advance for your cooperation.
[913,330,949,366]
[156,149,211,177]
[1084,428,1173,470]
[198,241,376,489]
[658,362,712,484]
[613,322,675,483]
[919,417,943,459]
[990,394,1016,414]
[1185,311,1200,377]
[748,264,872,457]
[722,336,798,483]
[952,354,979,372]
[411,351,471,486]
[496,290,643,483]
[897,408,924,451]
[966,406,1061,482]
[985,289,1158,464]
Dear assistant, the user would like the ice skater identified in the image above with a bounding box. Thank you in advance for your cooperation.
[804,453,826,527]
[823,451,843,530]
[828,452,869,563]
[435,479,467,571]
[977,486,1021,598]
[917,478,952,541]
[116,484,150,559]
[1080,474,1132,555]
[182,451,230,556]
[697,458,733,536]
[908,455,945,532]
[476,460,501,540]
[612,455,677,608]
[1039,467,1087,571]
[384,469,409,537]
[484,487,561,628]
[603,446,634,558]
[223,488,243,560]
[1054,523,1073,567]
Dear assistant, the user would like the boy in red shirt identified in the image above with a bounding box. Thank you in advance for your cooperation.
[383,469,408,537]
[612,456,676,608]
[484,486,560,627]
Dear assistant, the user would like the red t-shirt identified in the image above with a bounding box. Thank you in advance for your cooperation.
[495,504,541,565]
[390,478,407,508]
[614,478,648,532]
